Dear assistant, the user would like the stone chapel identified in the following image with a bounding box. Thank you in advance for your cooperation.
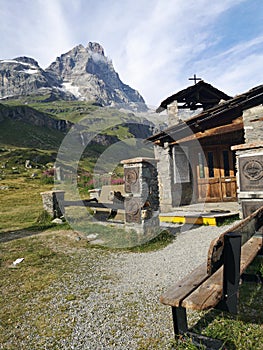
[147,80,263,218]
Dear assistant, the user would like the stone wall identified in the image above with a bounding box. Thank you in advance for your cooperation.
[243,105,263,144]
[232,105,263,218]
[154,143,194,212]
[40,190,65,219]
[171,145,193,206]
[167,100,180,127]
[154,144,173,212]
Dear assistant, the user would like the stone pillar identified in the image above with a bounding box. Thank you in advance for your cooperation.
[54,166,62,181]
[154,143,173,212]
[167,100,180,127]
[232,144,263,218]
[121,157,159,235]
[40,190,65,219]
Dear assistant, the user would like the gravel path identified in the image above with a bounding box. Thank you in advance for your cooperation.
[60,223,235,349]
[6,222,238,349]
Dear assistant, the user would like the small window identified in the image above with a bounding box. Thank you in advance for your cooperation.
[223,150,230,177]
[207,152,214,177]
[198,152,205,178]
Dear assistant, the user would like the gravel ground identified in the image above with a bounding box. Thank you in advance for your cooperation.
[5,222,238,349]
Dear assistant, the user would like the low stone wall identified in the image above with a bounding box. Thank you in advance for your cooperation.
[40,190,65,219]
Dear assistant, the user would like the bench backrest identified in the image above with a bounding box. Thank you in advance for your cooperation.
[207,206,263,275]
[98,185,125,204]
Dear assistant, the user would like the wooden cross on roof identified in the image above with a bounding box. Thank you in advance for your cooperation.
[188,74,202,84]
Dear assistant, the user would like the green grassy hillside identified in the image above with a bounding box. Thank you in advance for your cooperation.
[0,116,65,149]
[0,94,149,130]
[0,95,154,235]
[0,95,154,195]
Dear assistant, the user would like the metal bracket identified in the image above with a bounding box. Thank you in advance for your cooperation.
[216,233,241,314]
[172,306,188,334]
[171,306,225,349]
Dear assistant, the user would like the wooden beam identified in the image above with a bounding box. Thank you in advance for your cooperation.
[160,262,208,307]
[169,117,243,145]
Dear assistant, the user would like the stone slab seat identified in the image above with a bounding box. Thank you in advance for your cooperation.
[96,185,124,204]
[91,185,125,221]
[160,236,262,311]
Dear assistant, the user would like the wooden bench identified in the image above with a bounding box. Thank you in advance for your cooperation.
[160,206,263,349]
[64,185,125,221]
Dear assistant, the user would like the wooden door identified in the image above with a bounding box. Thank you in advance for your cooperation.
[219,149,237,201]
[197,147,237,202]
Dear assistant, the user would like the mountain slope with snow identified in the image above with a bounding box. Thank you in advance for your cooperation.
[0,43,147,111]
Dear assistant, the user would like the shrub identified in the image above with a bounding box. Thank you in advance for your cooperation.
[41,168,55,184]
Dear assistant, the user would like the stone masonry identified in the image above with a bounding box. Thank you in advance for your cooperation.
[121,157,160,235]
[154,144,174,212]
[40,190,65,219]
[243,105,263,144]
[232,104,263,218]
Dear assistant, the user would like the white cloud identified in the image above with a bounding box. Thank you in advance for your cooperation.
[190,34,263,95]
[0,0,74,67]
[113,0,247,105]
[0,0,262,106]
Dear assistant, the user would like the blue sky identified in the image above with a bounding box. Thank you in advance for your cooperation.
[1,0,263,107]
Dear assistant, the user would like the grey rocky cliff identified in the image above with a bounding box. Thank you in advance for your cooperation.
[0,42,147,111]
[46,42,146,111]
[0,57,50,98]
[0,103,72,132]
[0,56,74,101]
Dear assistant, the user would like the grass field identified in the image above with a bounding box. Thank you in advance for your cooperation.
[0,177,53,232]
[1,170,263,349]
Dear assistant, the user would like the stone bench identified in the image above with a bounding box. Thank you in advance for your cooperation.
[160,206,263,349]
[89,185,125,221]
[41,186,125,221]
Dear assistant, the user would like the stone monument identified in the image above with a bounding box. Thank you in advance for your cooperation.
[121,157,160,235]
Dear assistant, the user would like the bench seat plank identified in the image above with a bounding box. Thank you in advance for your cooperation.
[182,236,262,311]
[160,262,209,307]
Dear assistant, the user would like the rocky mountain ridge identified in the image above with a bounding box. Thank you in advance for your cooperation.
[0,42,147,111]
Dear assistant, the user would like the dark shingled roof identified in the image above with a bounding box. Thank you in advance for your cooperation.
[156,81,232,113]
